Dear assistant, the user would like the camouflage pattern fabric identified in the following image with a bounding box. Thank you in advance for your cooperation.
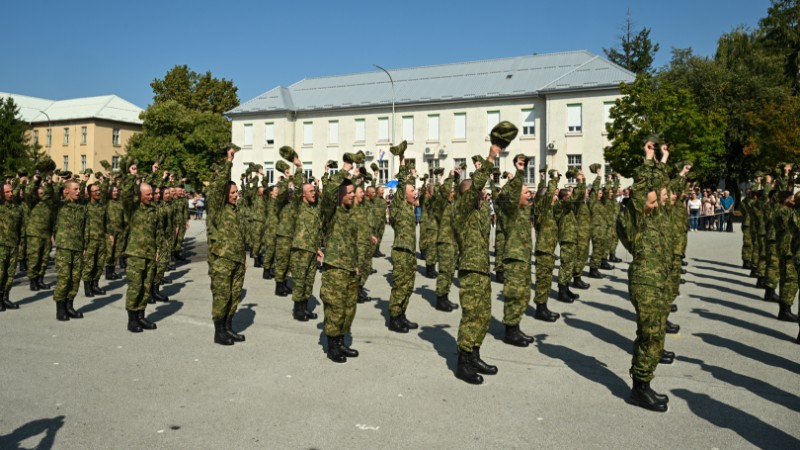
[210,254,245,320]
[54,248,83,302]
[290,249,317,303]
[275,236,293,282]
[125,256,156,311]
[435,243,457,297]
[629,283,668,382]
[457,270,492,353]
[389,248,416,317]
[534,252,555,305]
[740,197,752,262]
[81,201,107,282]
[320,266,358,337]
[26,236,49,279]
[502,260,530,326]
[574,181,591,277]
[0,245,17,292]
[105,198,126,268]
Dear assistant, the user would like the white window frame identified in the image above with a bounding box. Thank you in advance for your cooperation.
[81,155,87,171]
[263,162,275,185]
[46,128,52,147]
[112,128,120,146]
[328,120,339,145]
[402,116,414,142]
[81,126,87,145]
[303,122,313,146]
[33,130,39,146]
[454,113,466,141]
[243,123,253,146]
[567,104,582,133]
[63,155,69,171]
[567,154,582,182]
[428,158,440,179]
[378,160,389,184]
[355,118,366,143]
[487,111,500,135]
[378,117,389,142]
[524,157,537,184]
[603,102,614,125]
[63,127,70,146]
[112,156,120,172]
[302,161,313,180]
[521,108,535,136]
[427,114,439,142]
[264,122,275,145]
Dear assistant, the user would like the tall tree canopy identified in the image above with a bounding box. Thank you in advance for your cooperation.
[151,65,240,114]
[0,97,49,175]
[603,13,660,74]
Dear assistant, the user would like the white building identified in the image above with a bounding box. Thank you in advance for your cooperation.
[226,50,634,185]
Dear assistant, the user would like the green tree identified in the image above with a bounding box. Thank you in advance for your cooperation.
[759,0,800,93]
[0,96,44,175]
[744,92,800,166]
[151,65,240,114]
[603,12,660,74]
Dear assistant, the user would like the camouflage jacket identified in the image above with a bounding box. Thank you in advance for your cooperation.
[125,203,160,260]
[435,177,456,246]
[499,168,532,262]
[454,159,493,274]
[292,201,322,254]
[156,200,175,247]
[775,206,793,259]
[323,205,357,272]
[0,200,23,248]
[251,194,268,223]
[534,179,559,255]
[26,185,56,240]
[207,161,246,264]
[370,196,387,234]
[629,206,672,287]
[55,201,89,252]
[354,202,376,249]
[86,200,107,242]
[554,197,577,245]
[740,197,751,228]
[390,165,416,253]
[106,198,126,236]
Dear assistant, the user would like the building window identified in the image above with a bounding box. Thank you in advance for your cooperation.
[454,158,466,173]
[47,128,52,147]
[264,122,274,145]
[603,102,614,125]
[428,158,440,179]
[427,114,439,142]
[402,116,414,142]
[81,155,87,172]
[355,118,366,142]
[112,156,120,172]
[263,162,275,185]
[522,108,535,136]
[303,122,313,145]
[81,126,87,145]
[524,157,537,184]
[454,113,466,140]
[567,154,582,182]
[328,120,339,145]
[112,128,120,146]
[63,156,69,171]
[63,128,70,145]
[243,123,253,146]
[302,161,313,180]
[487,111,500,135]
[493,156,503,184]
[378,117,389,142]
[567,104,582,133]
[33,130,39,146]
[378,160,389,184]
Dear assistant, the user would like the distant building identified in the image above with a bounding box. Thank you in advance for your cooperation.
[227,50,635,185]
[1,92,143,174]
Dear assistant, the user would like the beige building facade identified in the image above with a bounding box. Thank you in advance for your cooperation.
[228,51,635,186]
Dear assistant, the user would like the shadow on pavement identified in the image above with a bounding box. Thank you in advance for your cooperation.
[689,295,774,319]
[148,300,184,323]
[692,265,748,278]
[562,312,631,353]
[690,257,742,270]
[672,389,800,448]
[693,333,800,374]
[77,293,122,315]
[0,415,65,450]
[232,303,256,332]
[690,308,793,341]
[15,289,53,306]
[412,286,438,310]
[417,324,457,372]
[583,300,636,321]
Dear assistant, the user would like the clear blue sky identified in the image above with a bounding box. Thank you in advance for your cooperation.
[0,0,771,110]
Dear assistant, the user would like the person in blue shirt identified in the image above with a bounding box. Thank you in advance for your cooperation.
[719,191,735,232]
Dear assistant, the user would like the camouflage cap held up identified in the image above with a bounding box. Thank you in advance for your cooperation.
[433,167,444,176]
[279,146,297,162]
[354,150,366,164]
[276,160,290,174]
[513,153,529,165]
[370,162,379,172]
[489,121,519,149]
[589,163,602,174]
[389,140,408,156]
[343,153,355,164]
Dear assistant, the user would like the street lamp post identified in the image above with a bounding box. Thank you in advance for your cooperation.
[373,64,395,177]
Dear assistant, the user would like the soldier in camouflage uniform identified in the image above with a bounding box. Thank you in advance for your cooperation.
[0,183,23,311]
[207,147,248,345]
[26,181,55,291]
[587,170,608,278]
[775,191,799,322]
[388,147,420,334]
[554,172,581,303]
[80,183,109,298]
[764,189,781,302]
[288,153,322,322]
[319,158,359,363]
[152,186,176,302]
[607,176,623,263]
[532,169,561,322]
[498,155,537,347]
[17,181,30,275]
[274,159,297,296]
[788,193,800,343]
[262,184,279,279]
[627,136,672,412]
[573,170,592,284]
[422,178,440,278]
[493,176,506,284]
[250,172,268,268]
[354,182,378,303]
[53,180,89,321]
[434,170,460,312]
[740,189,753,269]
[453,122,517,385]
[104,185,124,280]
[370,176,388,258]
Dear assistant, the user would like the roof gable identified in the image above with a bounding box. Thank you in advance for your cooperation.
[0,92,144,124]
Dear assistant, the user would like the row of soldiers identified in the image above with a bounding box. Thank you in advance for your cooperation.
[740,165,800,324]
[0,160,190,328]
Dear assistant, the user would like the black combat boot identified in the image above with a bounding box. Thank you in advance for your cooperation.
[373,249,385,258]
[127,310,142,332]
[671,304,678,312]
[534,302,560,322]
[292,302,309,322]
[262,267,273,280]
[275,281,287,297]
[778,304,798,322]
[214,319,233,345]
[756,277,767,288]
[455,351,483,385]
[503,325,530,347]
[55,301,69,321]
[173,251,187,262]
[742,260,752,269]
[629,379,668,412]
[225,316,245,341]
[436,295,454,312]
[338,336,359,357]
[680,268,687,275]
[681,259,688,267]
[30,278,40,292]
[494,271,504,283]
[285,280,293,294]
[659,350,674,364]
[566,286,580,300]
[326,336,346,363]
[138,310,157,330]
[472,347,498,375]
[388,316,409,333]
[400,314,418,330]
[0,296,5,312]
[66,298,83,318]
[38,276,50,289]
[764,288,779,302]
[665,320,680,334]
[19,259,28,273]
[600,259,615,270]
[572,277,590,289]
[91,280,106,296]
[254,255,263,268]
[361,286,370,302]
[2,291,19,310]
[608,254,622,263]
[425,265,437,279]
[444,295,459,310]
[151,285,169,302]
[357,286,367,304]
[83,281,95,298]
[105,266,119,281]
[118,257,127,270]
[302,300,318,319]
[680,278,686,284]
[588,268,604,279]
[557,284,574,303]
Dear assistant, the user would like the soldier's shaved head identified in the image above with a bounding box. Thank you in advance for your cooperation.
[64,181,80,202]
[139,183,153,206]
[2,184,12,202]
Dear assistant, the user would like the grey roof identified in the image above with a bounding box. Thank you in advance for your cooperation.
[229,50,635,116]
[0,92,144,125]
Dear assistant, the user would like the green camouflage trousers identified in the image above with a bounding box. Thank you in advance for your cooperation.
[574,230,590,278]
[741,225,752,262]
[375,222,386,252]
[668,254,682,302]
[175,222,186,252]
[589,234,606,269]
[503,259,531,326]
[105,232,123,268]
[262,229,277,269]
[424,228,438,266]
[125,256,155,311]
[533,251,554,305]
[210,255,245,321]
[629,283,668,382]
[494,228,505,274]
[435,243,457,297]
[155,238,173,284]
[26,236,49,279]
[557,241,576,286]
[457,270,492,353]
[250,220,266,257]
[81,239,106,282]
[766,241,779,289]
[18,236,27,264]
[275,235,292,282]
[290,248,317,303]
[779,258,797,306]
[754,234,766,277]
[54,248,83,302]
[389,248,416,317]
[320,265,357,337]
[0,245,18,292]
[358,243,373,286]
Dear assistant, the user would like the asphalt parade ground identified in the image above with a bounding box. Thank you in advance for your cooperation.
[1,221,798,449]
